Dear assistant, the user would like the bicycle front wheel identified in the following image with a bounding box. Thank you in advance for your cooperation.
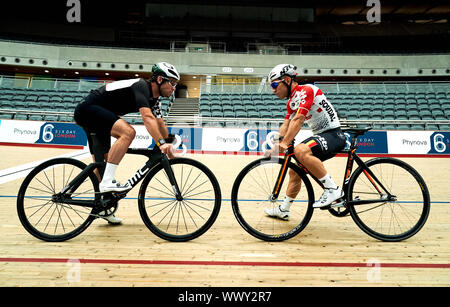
[17,158,99,242]
[348,157,430,242]
[138,158,221,242]
[231,158,314,241]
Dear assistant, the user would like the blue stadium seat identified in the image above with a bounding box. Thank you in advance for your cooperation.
[200,110,212,117]
[29,115,43,121]
[420,110,433,120]
[211,111,223,117]
[14,114,28,120]
[210,105,222,112]
[58,115,73,122]
[248,111,259,118]
[233,105,245,112]
[223,111,235,118]
[0,113,13,119]
[235,111,247,118]
[222,105,233,112]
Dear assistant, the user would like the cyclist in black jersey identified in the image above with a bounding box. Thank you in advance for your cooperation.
[74,62,180,224]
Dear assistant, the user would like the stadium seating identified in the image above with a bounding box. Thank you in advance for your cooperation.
[1,81,449,130]
[0,85,173,123]
[198,82,450,130]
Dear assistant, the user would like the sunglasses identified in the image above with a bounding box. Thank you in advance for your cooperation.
[271,81,281,89]
[162,77,178,87]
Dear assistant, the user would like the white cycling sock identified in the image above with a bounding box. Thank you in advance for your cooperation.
[101,163,118,184]
[280,196,294,211]
[319,174,338,189]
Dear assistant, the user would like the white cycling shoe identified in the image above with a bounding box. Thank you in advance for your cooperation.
[265,205,290,221]
[103,214,123,225]
[99,179,131,193]
[313,187,344,208]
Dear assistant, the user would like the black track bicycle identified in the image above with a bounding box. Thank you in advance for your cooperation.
[231,127,430,242]
[17,135,221,242]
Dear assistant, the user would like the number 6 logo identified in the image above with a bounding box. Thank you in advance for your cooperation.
[42,124,54,143]
[433,133,446,153]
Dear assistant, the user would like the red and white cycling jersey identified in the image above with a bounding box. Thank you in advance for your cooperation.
[286,84,341,134]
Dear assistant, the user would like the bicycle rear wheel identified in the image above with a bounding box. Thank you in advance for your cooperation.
[138,158,221,242]
[17,158,99,242]
[231,158,314,241]
[348,157,430,242]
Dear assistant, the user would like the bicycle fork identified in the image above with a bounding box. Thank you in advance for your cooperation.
[160,154,183,201]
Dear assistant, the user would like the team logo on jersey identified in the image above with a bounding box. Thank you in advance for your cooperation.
[318,99,336,122]
[289,89,307,110]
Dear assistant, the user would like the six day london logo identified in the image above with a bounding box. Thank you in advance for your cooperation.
[36,122,87,146]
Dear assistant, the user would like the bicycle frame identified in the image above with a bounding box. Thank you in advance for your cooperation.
[55,147,183,208]
[270,129,396,207]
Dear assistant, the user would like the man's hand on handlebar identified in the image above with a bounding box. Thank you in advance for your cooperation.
[159,143,176,158]
[264,141,289,158]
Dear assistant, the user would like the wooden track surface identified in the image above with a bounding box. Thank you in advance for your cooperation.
[0,145,449,287]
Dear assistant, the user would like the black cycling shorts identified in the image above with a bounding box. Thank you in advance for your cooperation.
[74,101,120,154]
[299,128,346,162]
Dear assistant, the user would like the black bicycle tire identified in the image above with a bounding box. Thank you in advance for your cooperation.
[138,158,221,242]
[348,157,430,242]
[17,158,99,242]
[231,158,315,242]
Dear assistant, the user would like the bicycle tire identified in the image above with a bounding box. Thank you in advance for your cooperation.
[348,157,430,242]
[138,158,221,242]
[231,158,314,241]
[17,158,99,242]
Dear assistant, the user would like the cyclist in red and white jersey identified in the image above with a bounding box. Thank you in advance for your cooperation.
[264,64,346,220]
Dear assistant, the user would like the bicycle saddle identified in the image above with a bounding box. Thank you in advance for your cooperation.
[341,127,372,137]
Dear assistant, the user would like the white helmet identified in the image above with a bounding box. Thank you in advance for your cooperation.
[268,64,297,82]
[152,62,180,81]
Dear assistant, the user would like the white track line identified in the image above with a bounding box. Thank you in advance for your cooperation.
[0,148,91,185]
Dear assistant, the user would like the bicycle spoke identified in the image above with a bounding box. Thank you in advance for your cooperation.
[180,200,198,229]
[183,188,212,199]
[153,176,176,196]
[146,198,177,209]
[151,199,178,220]
[182,198,212,214]
[182,179,209,198]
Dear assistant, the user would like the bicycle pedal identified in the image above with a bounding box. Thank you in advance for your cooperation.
[319,205,331,210]
[113,191,128,198]
[330,199,345,208]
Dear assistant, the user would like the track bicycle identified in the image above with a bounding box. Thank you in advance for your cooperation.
[17,135,222,242]
[231,127,430,242]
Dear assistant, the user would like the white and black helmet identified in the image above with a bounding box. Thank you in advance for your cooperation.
[151,62,180,81]
[268,64,297,82]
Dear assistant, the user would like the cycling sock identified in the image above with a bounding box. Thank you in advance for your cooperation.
[102,163,118,183]
[281,196,294,211]
[319,173,338,189]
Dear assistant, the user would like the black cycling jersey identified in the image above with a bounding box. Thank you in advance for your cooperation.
[74,78,162,155]
[85,78,162,117]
